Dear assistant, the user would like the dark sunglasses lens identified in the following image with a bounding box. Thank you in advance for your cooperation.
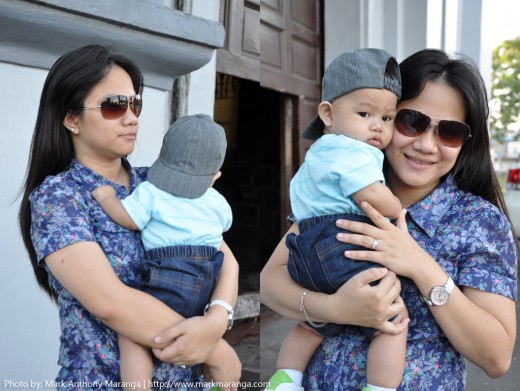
[437,121,470,147]
[132,95,142,117]
[100,95,128,119]
[395,109,430,137]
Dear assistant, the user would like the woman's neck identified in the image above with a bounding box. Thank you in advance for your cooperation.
[386,169,439,209]
[76,154,130,189]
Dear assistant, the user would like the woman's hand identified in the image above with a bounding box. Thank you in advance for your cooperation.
[152,312,227,365]
[335,201,431,280]
[327,267,408,334]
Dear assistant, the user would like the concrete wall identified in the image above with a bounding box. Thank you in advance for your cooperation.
[324,0,482,64]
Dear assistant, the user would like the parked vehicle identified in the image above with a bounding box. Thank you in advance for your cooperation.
[504,168,520,234]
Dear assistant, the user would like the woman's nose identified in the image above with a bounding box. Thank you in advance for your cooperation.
[413,124,439,151]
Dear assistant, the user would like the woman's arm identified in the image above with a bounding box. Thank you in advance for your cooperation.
[45,241,223,365]
[259,223,406,334]
[434,285,515,378]
[338,202,517,377]
[45,242,182,347]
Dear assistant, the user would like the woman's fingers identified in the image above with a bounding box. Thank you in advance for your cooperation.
[378,316,410,335]
[153,316,223,365]
[395,209,408,231]
[352,266,390,286]
[154,322,183,345]
[360,201,394,228]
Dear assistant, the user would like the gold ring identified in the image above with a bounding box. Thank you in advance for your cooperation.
[370,237,378,251]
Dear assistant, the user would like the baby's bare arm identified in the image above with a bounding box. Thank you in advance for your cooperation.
[92,185,138,230]
[352,182,402,219]
[204,339,241,391]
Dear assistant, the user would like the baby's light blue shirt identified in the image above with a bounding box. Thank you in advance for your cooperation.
[290,133,385,220]
[122,181,232,251]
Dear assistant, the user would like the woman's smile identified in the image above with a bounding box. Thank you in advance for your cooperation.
[404,153,436,168]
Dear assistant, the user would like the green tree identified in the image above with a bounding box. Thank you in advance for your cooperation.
[491,36,520,142]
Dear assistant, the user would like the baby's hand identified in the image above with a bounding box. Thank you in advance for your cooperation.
[92,185,116,202]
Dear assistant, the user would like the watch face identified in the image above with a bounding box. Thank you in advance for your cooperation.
[431,286,449,305]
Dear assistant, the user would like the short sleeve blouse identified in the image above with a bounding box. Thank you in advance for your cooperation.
[303,175,518,390]
[29,159,203,389]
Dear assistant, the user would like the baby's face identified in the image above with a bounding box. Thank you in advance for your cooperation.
[325,88,398,150]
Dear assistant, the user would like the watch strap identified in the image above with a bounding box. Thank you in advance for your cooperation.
[204,299,234,330]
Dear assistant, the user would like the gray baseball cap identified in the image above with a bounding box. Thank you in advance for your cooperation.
[302,48,402,140]
[148,114,227,199]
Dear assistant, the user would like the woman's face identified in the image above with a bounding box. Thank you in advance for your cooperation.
[385,81,466,205]
[67,65,139,164]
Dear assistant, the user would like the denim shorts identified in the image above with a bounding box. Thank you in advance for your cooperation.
[287,213,408,337]
[141,245,223,319]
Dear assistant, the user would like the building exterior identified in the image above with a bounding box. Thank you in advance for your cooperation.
[1,0,485,380]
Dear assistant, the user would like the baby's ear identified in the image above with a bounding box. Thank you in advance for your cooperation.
[210,171,222,187]
[318,101,333,127]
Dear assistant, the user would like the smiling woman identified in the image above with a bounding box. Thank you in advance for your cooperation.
[384,80,466,207]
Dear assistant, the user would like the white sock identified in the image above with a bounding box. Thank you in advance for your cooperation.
[366,384,396,391]
[279,369,303,386]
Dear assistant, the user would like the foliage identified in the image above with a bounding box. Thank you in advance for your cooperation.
[491,36,520,142]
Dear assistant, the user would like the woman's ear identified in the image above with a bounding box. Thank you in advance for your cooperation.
[318,101,333,128]
[63,113,79,134]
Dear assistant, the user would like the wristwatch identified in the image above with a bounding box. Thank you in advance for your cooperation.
[421,276,455,306]
[204,299,234,330]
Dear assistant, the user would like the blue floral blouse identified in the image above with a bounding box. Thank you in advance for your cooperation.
[30,159,203,390]
[302,175,518,390]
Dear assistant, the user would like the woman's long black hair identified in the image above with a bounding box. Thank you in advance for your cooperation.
[395,48,517,238]
[19,45,144,301]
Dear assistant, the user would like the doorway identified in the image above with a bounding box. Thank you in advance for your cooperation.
[214,73,282,293]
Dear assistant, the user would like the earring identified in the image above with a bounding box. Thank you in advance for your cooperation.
[69,127,76,133]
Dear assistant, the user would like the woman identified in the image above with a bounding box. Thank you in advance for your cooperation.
[260,49,517,390]
[19,44,240,388]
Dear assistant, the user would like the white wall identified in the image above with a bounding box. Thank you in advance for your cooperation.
[0,63,60,382]
[324,0,428,64]
[187,0,220,117]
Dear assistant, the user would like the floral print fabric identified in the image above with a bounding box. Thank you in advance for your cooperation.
[30,159,202,390]
[303,175,518,390]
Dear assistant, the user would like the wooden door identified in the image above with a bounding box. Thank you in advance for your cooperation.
[217,0,322,228]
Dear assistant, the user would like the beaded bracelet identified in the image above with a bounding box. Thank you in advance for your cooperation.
[300,289,328,328]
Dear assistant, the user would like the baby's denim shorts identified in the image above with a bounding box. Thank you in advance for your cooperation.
[141,245,223,318]
[287,213,409,337]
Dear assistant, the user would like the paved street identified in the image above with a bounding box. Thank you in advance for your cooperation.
[260,302,520,390]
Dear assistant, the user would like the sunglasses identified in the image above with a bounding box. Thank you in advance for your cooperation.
[82,94,142,119]
[394,108,471,148]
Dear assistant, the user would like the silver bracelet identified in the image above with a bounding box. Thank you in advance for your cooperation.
[300,290,328,328]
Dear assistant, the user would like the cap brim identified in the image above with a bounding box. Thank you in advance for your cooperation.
[148,159,212,199]
[301,115,324,140]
